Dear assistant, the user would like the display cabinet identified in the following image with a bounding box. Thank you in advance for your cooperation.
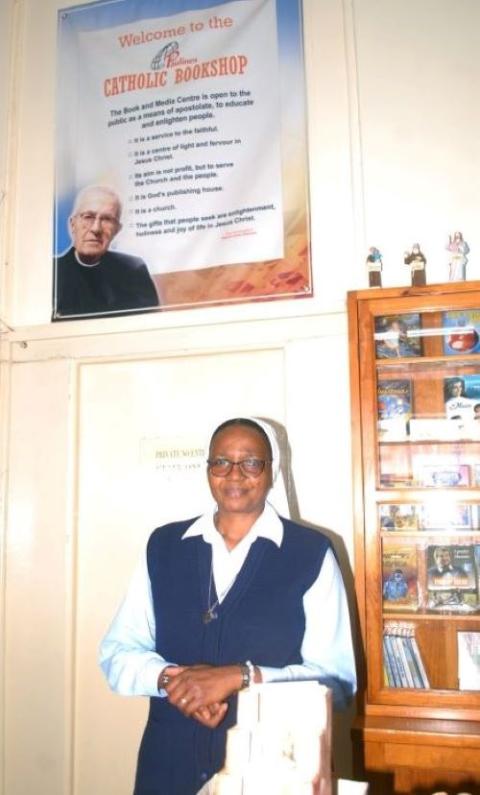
[347,282,480,795]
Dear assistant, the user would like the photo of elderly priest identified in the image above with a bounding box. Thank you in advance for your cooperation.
[53,185,159,318]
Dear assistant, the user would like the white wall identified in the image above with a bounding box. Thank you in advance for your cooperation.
[1,0,480,792]
[353,0,480,286]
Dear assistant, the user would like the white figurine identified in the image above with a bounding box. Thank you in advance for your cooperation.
[446,231,469,281]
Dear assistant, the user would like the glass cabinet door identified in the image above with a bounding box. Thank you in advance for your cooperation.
[373,306,480,697]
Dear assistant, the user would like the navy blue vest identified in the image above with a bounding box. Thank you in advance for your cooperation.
[134,517,331,795]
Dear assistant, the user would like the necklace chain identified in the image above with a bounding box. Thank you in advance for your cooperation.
[202,564,219,624]
[202,558,237,624]
[202,515,241,624]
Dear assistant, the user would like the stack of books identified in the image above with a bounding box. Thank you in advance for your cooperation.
[383,621,430,689]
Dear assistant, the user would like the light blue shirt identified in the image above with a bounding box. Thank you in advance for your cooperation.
[99,503,357,709]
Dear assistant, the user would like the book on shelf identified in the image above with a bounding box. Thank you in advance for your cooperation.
[391,635,411,687]
[382,657,389,688]
[378,418,409,441]
[377,379,412,441]
[374,313,423,359]
[382,543,419,611]
[444,373,480,422]
[382,632,409,687]
[383,621,430,688]
[426,543,479,612]
[409,417,480,441]
[382,500,476,533]
[473,465,480,487]
[420,501,473,531]
[475,543,480,581]
[416,463,470,488]
[377,379,412,421]
[383,637,401,687]
[380,473,413,488]
[457,631,480,690]
[442,309,480,356]
[411,452,471,487]
[395,635,418,687]
[380,504,420,531]
[400,635,426,688]
[409,634,430,688]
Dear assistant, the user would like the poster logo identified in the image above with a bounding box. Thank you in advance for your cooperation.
[152,42,179,69]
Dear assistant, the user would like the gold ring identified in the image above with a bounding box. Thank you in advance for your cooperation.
[180,697,187,705]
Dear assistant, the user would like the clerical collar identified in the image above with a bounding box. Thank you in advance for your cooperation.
[74,250,101,268]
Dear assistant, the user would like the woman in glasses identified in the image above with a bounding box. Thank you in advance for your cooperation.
[99,417,356,795]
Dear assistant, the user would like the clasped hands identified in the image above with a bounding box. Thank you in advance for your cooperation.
[159,664,243,728]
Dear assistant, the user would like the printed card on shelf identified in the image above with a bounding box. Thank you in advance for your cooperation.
[382,542,419,612]
[444,373,480,421]
[417,464,470,488]
[420,500,472,531]
[411,452,471,488]
[375,314,423,359]
[377,379,412,421]
[380,504,420,531]
[442,309,480,356]
[458,631,480,690]
[409,417,479,441]
[426,544,479,613]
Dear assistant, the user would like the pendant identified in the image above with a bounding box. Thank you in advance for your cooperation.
[202,608,218,624]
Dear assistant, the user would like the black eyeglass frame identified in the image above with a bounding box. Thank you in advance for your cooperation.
[206,458,272,477]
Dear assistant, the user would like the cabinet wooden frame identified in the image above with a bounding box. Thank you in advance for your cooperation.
[348,281,480,794]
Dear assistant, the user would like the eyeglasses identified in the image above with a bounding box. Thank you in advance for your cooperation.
[76,211,119,229]
[207,457,272,478]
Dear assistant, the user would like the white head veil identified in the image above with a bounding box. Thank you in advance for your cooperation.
[207,416,290,517]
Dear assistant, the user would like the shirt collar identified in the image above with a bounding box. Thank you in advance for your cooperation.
[182,500,283,547]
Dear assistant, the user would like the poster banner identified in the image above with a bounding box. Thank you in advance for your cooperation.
[53,0,311,319]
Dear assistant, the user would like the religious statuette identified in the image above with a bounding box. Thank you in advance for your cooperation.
[404,243,426,286]
[366,246,383,288]
[446,230,469,282]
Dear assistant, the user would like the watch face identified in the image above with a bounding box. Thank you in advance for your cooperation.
[240,664,250,688]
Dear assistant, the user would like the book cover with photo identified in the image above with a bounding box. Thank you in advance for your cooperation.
[382,543,419,612]
[444,374,480,421]
[442,309,480,356]
[420,501,472,531]
[375,314,422,359]
[380,504,420,531]
[426,543,479,612]
[377,380,412,420]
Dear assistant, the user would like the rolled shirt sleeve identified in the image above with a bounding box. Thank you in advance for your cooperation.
[98,553,171,697]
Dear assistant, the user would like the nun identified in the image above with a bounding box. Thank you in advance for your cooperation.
[99,416,356,795]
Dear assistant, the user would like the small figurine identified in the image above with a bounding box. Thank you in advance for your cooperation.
[366,246,383,287]
[446,230,469,282]
[404,243,426,286]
